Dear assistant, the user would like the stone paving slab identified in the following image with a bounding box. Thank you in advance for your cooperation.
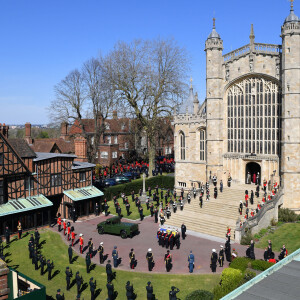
[51,213,267,274]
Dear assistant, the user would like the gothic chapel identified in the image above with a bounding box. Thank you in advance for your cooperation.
[174,3,300,211]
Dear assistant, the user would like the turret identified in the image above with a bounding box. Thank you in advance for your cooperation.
[281,0,300,209]
[205,18,224,180]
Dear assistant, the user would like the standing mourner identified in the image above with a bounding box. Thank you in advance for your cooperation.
[88,238,94,258]
[146,248,154,271]
[65,266,72,290]
[146,281,154,300]
[5,226,10,244]
[181,223,186,240]
[249,240,256,260]
[68,244,73,264]
[17,221,22,239]
[89,277,96,300]
[210,249,218,273]
[169,286,180,300]
[278,244,288,260]
[225,237,231,262]
[218,245,224,267]
[47,259,54,280]
[112,246,119,268]
[98,242,104,264]
[188,251,194,273]
[164,250,172,272]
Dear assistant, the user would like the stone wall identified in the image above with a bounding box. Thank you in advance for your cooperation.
[0,260,9,300]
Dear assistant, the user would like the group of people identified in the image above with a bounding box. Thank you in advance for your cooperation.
[263,240,288,263]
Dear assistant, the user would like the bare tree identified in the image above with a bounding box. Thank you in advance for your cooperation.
[101,38,189,175]
[49,57,116,163]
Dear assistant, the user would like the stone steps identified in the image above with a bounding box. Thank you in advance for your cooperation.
[165,183,259,239]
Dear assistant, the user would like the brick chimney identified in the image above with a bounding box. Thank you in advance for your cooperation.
[60,122,68,140]
[0,259,10,300]
[74,136,88,162]
[25,122,33,144]
[0,124,9,138]
[112,111,118,120]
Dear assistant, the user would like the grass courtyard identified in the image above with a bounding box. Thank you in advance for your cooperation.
[4,229,220,299]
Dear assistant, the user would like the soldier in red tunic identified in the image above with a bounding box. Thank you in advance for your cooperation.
[57,215,62,232]
[79,234,84,254]
[63,219,67,235]
[71,230,76,246]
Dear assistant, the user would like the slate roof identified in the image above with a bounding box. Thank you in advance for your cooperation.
[8,138,36,158]
[72,161,95,170]
[63,186,103,201]
[34,152,77,162]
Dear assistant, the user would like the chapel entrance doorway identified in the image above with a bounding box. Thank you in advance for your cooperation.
[245,162,261,184]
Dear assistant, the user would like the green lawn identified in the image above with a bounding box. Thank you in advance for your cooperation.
[5,229,219,299]
[256,222,300,253]
[107,188,174,220]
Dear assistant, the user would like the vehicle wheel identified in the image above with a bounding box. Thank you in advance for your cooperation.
[120,230,127,239]
[98,226,104,234]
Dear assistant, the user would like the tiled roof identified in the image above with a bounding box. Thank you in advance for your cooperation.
[0,194,53,217]
[34,152,77,162]
[8,138,37,158]
[31,139,74,154]
[63,186,104,201]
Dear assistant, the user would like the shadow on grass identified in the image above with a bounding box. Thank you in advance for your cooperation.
[52,270,60,279]
[46,295,55,300]
[79,282,88,293]
[71,255,79,263]
[90,263,96,271]
[70,278,77,290]
[95,288,102,299]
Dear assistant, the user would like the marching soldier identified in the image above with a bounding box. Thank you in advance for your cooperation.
[65,266,73,290]
[98,242,104,264]
[164,250,172,272]
[85,252,91,273]
[76,271,83,295]
[68,244,73,264]
[17,221,22,239]
[146,248,154,271]
[129,248,136,269]
[89,277,96,300]
[218,245,224,267]
[47,259,54,280]
[210,249,218,273]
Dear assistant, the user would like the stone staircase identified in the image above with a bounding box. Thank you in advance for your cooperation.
[165,183,261,239]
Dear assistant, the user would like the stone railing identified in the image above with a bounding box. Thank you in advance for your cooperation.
[254,43,282,54]
[235,188,284,243]
[223,44,250,62]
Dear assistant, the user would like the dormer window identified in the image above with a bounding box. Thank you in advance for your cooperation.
[105,123,110,130]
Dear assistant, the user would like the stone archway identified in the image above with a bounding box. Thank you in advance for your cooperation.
[245,162,261,184]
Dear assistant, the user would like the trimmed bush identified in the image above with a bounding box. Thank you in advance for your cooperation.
[103,175,175,200]
[240,229,254,245]
[242,269,256,283]
[185,290,214,300]
[278,208,299,223]
[229,257,252,272]
[251,260,273,271]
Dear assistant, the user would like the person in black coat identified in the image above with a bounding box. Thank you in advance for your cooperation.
[34,228,40,247]
[146,249,154,271]
[181,223,186,240]
[210,249,218,273]
[76,271,83,295]
[249,240,255,260]
[106,260,113,282]
[89,277,96,300]
[40,256,46,275]
[65,266,72,290]
[107,280,114,300]
[139,206,144,221]
[169,286,180,300]
[55,289,64,300]
[85,253,91,273]
[5,226,10,244]
[225,237,231,262]
[146,281,154,300]
[47,259,54,280]
[154,208,158,223]
[126,281,135,300]
[68,244,73,264]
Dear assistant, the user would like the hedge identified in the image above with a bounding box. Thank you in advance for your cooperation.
[185,290,214,300]
[229,257,252,272]
[251,260,273,271]
[278,208,300,223]
[103,175,175,200]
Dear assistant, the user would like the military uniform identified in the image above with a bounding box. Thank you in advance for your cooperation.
[68,244,73,264]
[106,261,113,282]
[65,266,72,290]
[126,281,134,300]
[47,260,54,280]
[146,249,154,271]
[218,247,224,267]
[76,271,82,295]
[85,253,91,273]
[129,249,135,269]
[107,281,114,300]
[164,250,172,272]
[98,242,104,264]
[146,282,154,300]
[89,277,96,300]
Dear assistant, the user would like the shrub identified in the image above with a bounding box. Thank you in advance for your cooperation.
[185,290,214,300]
[278,208,299,223]
[103,175,175,200]
[240,229,254,245]
[241,269,256,284]
[229,257,252,272]
[251,260,273,271]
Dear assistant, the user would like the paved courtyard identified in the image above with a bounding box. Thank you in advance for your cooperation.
[51,213,267,274]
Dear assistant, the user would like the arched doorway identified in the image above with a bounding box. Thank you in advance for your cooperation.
[245,162,261,184]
